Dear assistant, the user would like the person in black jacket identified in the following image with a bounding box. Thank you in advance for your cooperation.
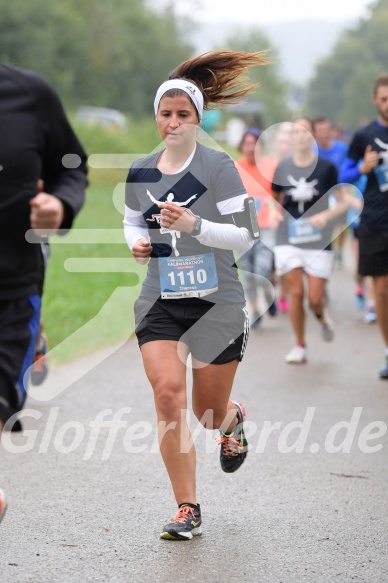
[0,63,88,521]
[0,63,88,427]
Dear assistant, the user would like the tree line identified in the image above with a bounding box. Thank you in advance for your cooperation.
[0,0,290,126]
[4,0,385,128]
[0,0,193,116]
[305,0,388,128]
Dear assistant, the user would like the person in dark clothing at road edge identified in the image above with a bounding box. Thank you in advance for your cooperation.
[0,63,88,522]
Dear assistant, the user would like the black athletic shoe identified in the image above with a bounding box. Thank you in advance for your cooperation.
[219,401,248,473]
[265,290,277,317]
[160,503,202,540]
[379,357,388,380]
[268,300,277,317]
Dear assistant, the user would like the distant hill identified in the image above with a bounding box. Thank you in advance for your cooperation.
[190,18,355,85]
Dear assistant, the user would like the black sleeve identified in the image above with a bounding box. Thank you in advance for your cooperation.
[347,130,367,163]
[33,74,88,230]
[326,161,338,190]
[125,165,143,212]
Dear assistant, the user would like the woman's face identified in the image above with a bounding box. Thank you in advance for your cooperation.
[156,94,199,146]
[240,134,261,164]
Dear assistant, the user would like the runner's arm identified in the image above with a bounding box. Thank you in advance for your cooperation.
[192,193,253,252]
[338,157,363,184]
[123,205,150,250]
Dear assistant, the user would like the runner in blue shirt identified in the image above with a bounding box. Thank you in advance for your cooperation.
[313,116,348,169]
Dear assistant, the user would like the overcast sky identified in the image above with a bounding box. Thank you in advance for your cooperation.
[173,0,372,24]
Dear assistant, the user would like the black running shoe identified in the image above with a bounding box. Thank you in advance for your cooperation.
[219,401,248,473]
[160,503,202,540]
[268,300,277,317]
[265,290,277,317]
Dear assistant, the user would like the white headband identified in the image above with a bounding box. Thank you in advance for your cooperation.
[154,79,204,121]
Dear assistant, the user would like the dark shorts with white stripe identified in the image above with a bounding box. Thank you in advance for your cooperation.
[134,297,249,364]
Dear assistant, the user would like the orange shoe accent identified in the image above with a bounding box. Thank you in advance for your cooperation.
[170,506,197,524]
[216,434,244,457]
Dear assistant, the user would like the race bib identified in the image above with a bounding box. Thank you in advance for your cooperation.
[159,253,218,299]
[374,162,388,193]
[288,217,322,245]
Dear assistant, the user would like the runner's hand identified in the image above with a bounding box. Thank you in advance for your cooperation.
[158,201,196,233]
[308,213,327,230]
[30,192,65,235]
[359,145,380,174]
[132,238,152,264]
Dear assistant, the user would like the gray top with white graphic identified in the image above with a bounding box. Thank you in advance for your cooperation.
[125,142,247,303]
[272,157,338,250]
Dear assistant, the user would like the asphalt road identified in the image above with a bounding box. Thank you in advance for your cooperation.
[1,252,388,583]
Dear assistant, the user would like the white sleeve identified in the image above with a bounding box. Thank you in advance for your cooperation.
[216,193,247,214]
[192,193,254,252]
[193,220,253,251]
[123,204,149,250]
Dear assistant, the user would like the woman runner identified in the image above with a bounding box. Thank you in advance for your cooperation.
[124,50,267,540]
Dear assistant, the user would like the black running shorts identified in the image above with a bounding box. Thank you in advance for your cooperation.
[358,228,388,277]
[134,297,249,364]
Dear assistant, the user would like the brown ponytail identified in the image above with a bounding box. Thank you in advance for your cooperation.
[166,49,269,109]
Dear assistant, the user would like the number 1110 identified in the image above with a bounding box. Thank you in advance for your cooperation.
[168,269,207,286]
